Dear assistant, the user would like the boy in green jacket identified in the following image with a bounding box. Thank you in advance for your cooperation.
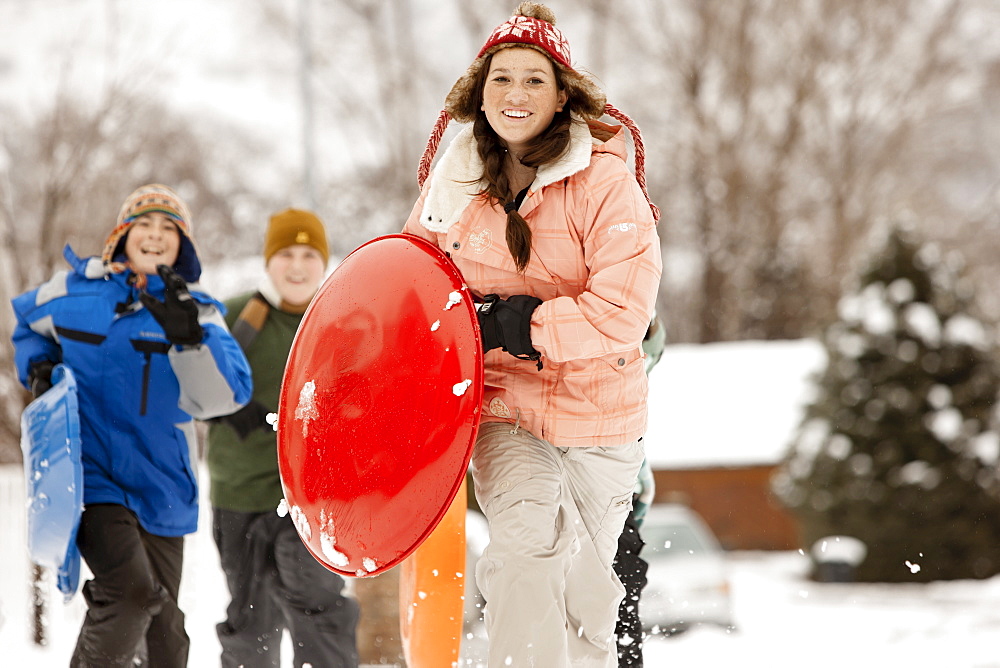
[207,209,359,668]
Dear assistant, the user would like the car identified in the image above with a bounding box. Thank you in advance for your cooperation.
[638,503,736,636]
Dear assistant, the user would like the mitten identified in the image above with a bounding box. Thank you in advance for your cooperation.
[215,400,272,440]
[633,458,656,527]
[642,314,667,375]
[477,293,542,364]
[139,265,204,346]
[28,359,56,398]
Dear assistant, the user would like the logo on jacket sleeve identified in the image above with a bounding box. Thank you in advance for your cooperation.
[607,223,637,234]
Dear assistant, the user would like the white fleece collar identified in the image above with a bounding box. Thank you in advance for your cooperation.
[257,275,282,308]
[419,117,595,233]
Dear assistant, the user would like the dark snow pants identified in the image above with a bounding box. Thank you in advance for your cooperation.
[71,503,188,668]
[213,508,360,668]
[614,507,649,668]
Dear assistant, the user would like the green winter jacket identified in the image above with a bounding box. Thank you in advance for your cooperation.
[207,291,304,512]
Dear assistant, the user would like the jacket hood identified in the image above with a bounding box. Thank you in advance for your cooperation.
[102,183,201,284]
[63,244,107,279]
[63,244,221,308]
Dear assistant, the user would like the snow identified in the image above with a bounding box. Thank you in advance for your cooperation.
[644,339,827,469]
[444,291,463,311]
[927,407,964,442]
[887,278,916,304]
[945,313,989,347]
[293,379,319,437]
[839,284,897,336]
[810,535,867,565]
[288,505,311,541]
[3,340,999,666]
[904,302,943,345]
[3,470,1000,667]
[971,432,1000,465]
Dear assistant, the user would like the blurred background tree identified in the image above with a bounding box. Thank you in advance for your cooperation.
[2,1,999,457]
[772,228,1000,582]
[608,0,1000,342]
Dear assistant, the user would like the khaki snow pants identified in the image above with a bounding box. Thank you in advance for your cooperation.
[471,422,644,668]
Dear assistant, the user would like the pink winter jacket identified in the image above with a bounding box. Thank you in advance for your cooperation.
[403,119,662,447]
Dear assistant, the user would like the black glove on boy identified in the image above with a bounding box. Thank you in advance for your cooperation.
[28,359,56,398]
[139,265,204,346]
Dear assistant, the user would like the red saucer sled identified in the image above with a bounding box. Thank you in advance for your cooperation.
[276,233,483,578]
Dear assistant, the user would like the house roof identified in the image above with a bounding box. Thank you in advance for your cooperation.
[644,339,827,470]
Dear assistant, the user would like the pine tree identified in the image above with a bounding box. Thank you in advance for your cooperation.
[773,228,1000,582]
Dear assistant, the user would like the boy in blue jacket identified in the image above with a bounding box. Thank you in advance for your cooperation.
[12,184,252,667]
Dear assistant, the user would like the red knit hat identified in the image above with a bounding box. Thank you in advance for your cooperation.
[417,2,659,221]
[477,12,573,69]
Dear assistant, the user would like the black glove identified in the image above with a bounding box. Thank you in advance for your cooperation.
[139,265,204,346]
[28,359,56,398]
[477,293,542,364]
[213,400,272,440]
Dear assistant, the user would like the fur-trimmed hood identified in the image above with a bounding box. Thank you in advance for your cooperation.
[419,117,624,234]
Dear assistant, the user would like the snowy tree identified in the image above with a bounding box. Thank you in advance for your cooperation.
[772,227,1000,582]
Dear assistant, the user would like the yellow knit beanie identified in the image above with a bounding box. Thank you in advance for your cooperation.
[264,209,329,264]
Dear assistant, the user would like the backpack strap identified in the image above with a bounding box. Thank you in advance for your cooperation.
[230,292,270,352]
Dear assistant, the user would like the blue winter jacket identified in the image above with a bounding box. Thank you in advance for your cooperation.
[11,246,253,537]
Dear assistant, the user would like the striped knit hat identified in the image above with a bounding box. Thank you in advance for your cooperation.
[102,184,202,286]
[417,2,659,221]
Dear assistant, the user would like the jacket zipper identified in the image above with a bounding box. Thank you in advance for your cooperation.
[130,340,172,416]
[141,353,152,416]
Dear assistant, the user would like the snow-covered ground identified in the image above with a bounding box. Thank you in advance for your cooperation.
[2,462,999,668]
[644,338,827,469]
[651,552,1000,668]
[2,340,999,667]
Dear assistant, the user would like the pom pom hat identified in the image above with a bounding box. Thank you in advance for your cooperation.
[480,11,572,67]
[102,183,202,287]
[418,1,658,220]
[264,208,330,264]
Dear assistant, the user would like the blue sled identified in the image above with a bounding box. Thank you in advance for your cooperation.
[20,364,83,601]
